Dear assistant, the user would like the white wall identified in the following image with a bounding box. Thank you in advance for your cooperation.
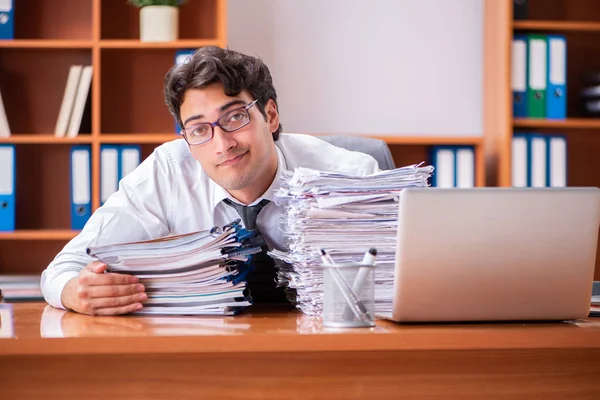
[227,0,483,137]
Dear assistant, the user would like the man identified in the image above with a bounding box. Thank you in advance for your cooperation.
[41,46,379,316]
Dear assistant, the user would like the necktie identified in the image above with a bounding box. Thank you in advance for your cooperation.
[223,198,287,303]
[223,199,270,231]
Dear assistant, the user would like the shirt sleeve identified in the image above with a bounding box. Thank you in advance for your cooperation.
[40,147,174,309]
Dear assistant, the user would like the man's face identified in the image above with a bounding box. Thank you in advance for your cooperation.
[179,83,278,193]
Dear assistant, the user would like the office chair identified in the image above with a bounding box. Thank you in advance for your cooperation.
[319,135,396,170]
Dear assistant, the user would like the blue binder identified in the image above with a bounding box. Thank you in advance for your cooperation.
[546,134,567,187]
[100,145,120,205]
[70,145,92,230]
[0,0,14,40]
[546,35,567,119]
[119,145,141,180]
[431,146,475,188]
[454,146,475,188]
[512,34,528,117]
[526,133,548,188]
[430,146,455,188]
[174,49,196,134]
[0,144,15,231]
[511,132,530,188]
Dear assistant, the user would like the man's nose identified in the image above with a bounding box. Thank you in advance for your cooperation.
[212,126,237,154]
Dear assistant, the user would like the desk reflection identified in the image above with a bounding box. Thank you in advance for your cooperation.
[40,305,252,338]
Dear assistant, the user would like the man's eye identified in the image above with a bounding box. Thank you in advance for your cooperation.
[227,111,246,122]
[192,126,210,136]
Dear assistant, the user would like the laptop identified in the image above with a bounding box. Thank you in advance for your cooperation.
[381,187,600,323]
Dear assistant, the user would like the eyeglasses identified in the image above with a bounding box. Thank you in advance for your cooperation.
[180,99,259,146]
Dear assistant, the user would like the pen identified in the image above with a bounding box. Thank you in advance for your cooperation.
[320,249,372,325]
[353,248,377,295]
[340,248,377,322]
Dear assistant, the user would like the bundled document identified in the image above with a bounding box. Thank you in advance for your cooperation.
[87,220,261,316]
[269,164,433,316]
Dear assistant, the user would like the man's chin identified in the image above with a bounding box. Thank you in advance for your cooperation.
[214,174,254,191]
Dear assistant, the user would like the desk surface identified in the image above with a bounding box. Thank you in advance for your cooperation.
[1,302,600,356]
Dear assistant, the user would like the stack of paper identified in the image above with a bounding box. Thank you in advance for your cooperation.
[0,275,42,301]
[87,220,261,316]
[269,164,433,316]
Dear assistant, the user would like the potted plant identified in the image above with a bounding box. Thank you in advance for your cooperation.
[127,0,187,42]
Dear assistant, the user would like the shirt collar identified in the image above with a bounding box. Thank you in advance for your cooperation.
[211,144,287,209]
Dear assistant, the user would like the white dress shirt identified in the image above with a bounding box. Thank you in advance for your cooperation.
[41,133,379,309]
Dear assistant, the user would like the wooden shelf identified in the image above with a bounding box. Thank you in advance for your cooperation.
[0,230,79,241]
[309,134,483,146]
[100,40,221,49]
[100,134,180,143]
[374,135,483,146]
[513,118,600,129]
[0,40,93,49]
[513,20,600,32]
[0,135,93,144]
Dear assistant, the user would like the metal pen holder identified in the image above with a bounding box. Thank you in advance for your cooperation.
[321,263,375,328]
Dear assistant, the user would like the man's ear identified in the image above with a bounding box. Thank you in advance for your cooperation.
[265,99,280,134]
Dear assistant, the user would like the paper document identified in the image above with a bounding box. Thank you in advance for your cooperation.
[269,163,433,316]
[87,219,261,316]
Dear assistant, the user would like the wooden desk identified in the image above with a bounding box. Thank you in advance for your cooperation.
[1,302,600,399]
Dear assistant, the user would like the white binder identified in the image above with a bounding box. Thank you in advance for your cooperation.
[530,135,547,188]
[455,147,475,188]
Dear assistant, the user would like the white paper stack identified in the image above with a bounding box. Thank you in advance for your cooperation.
[269,163,434,316]
[87,220,261,316]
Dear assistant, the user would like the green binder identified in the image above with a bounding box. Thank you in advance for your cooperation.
[526,34,547,118]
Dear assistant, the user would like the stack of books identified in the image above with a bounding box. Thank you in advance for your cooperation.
[87,220,261,315]
[0,275,42,302]
[268,163,433,316]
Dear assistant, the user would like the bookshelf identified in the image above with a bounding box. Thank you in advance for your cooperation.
[484,0,600,279]
[0,0,484,276]
[0,0,228,274]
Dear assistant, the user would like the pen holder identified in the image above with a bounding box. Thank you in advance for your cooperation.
[321,263,375,328]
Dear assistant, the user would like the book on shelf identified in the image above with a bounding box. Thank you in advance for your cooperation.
[0,0,13,40]
[54,65,83,137]
[0,85,10,137]
[54,65,93,138]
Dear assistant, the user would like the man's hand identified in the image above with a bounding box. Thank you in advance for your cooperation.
[61,261,147,316]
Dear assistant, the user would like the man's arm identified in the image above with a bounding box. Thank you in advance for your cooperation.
[41,150,173,315]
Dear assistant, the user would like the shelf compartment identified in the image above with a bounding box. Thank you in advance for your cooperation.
[0,241,72,274]
[13,144,77,231]
[100,49,181,134]
[510,130,600,189]
[516,0,600,23]
[387,143,484,187]
[0,48,92,134]
[14,0,93,40]
[101,0,219,40]
[509,31,600,120]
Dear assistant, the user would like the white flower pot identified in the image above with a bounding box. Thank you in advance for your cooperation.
[139,6,179,42]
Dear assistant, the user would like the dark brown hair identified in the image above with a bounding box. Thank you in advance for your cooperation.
[164,46,282,141]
